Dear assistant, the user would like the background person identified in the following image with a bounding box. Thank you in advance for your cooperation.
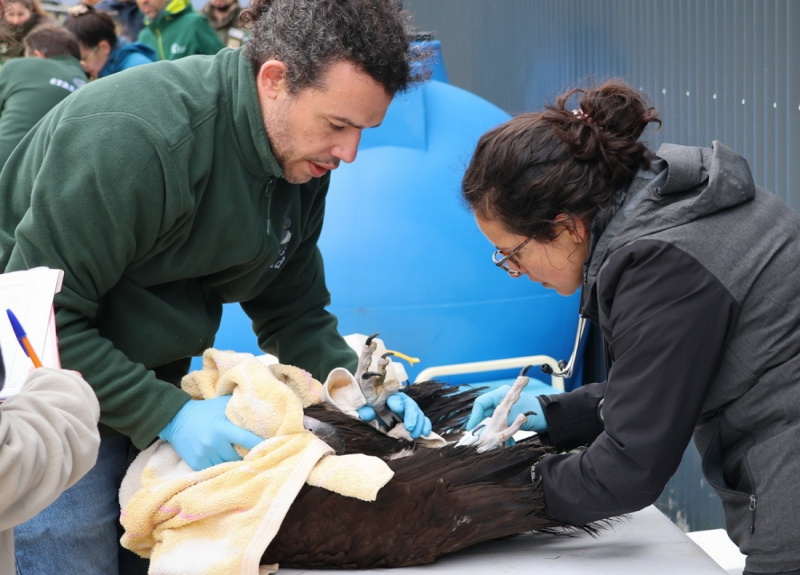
[0,346,101,575]
[0,0,426,573]
[0,0,55,60]
[94,0,144,43]
[462,79,800,575]
[64,4,155,79]
[0,25,87,168]
[136,0,223,60]
[201,0,244,49]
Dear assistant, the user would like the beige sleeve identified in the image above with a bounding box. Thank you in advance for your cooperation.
[0,368,101,531]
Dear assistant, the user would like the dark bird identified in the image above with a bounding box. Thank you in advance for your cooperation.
[262,372,581,569]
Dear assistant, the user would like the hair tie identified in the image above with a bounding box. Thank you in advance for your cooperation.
[67,3,90,16]
[572,108,594,124]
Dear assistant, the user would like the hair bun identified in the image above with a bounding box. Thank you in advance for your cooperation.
[548,79,660,187]
[578,80,660,141]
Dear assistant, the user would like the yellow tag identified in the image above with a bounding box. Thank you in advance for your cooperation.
[386,350,420,366]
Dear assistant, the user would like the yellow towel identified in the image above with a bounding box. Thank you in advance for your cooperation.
[119,349,394,575]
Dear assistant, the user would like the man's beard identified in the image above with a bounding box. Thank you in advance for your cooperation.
[265,108,304,184]
[263,100,340,184]
[212,0,236,11]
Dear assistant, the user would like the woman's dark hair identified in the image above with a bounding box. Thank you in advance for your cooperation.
[462,79,661,242]
[240,0,423,95]
[64,4,117,50]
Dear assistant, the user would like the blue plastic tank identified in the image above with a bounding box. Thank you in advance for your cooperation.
[197,42,583,389]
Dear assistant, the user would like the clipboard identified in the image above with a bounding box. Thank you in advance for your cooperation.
[0,267,63,400]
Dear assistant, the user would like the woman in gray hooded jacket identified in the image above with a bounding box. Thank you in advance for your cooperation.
[462,79,800,575]
[0,347,101,575]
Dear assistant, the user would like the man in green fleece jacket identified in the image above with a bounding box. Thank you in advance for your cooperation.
[0,1,423,573]
[0,26,87,168]
[137,0,224,60]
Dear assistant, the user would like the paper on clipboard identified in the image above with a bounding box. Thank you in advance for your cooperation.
[0,267,63,400]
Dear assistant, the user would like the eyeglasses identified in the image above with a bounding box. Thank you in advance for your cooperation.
[492,236,534,277]
[80,45,99,65]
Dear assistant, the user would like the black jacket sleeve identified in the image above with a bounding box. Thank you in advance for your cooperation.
[537,240,739,525]
[537,381,607,450]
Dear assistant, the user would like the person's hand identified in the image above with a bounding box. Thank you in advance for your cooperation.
[466,386,548,433]
[158,395,264,471]
[357,392,433,438]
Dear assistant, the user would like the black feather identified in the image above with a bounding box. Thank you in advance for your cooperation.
[261,381,585,569]
[263,438,568,568]
[302,381,484,459]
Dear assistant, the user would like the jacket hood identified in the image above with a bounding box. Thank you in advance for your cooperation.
[99,40,156,77]
[113,39,157,62]
[581,141,756,313]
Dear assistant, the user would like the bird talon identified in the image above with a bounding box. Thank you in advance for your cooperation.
[520,364,533,377]
[356,335,405,416]
[462,372,532,452]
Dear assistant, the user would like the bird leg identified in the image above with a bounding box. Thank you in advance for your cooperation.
[353,332,380,384]
[359,352,402,413]
[458,366,534,453]
[352,334,404,428]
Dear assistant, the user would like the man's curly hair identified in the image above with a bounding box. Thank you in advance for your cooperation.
[240,0,421,95]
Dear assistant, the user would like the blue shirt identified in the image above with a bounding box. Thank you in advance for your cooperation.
[99,40,157,78]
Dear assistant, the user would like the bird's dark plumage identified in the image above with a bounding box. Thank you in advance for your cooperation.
[261,381,576,569]
[302,380,483,458]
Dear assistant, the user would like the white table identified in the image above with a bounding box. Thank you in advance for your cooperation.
[278,505,728,574]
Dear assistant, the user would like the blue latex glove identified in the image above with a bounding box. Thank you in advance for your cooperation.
[158,395,264,471]
[466,386,548,433]
[357,392,433,438]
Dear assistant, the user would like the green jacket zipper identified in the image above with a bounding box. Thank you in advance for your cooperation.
[264,177,275,233]
[156,29,165,60]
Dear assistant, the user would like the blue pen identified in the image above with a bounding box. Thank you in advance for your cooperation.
[6,309,43,368]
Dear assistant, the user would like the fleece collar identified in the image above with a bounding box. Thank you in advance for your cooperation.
[145,0,192,27]
[228,50,284,180]
[580,141,756,316]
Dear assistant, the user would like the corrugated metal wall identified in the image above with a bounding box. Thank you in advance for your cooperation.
[405,0,800,533]
[405,0,800,210]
